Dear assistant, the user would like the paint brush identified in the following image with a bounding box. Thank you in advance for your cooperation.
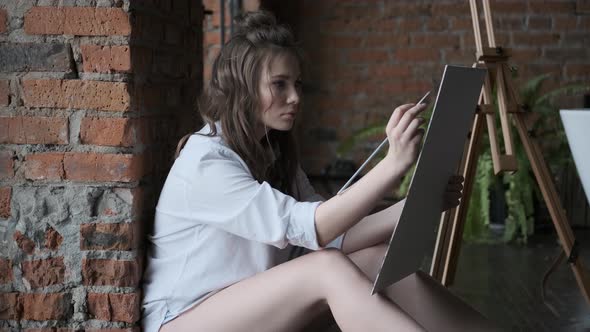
[337,91,431,195]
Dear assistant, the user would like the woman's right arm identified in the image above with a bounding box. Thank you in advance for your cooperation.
[314,102,427,247]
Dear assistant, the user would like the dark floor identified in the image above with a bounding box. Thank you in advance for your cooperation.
[450,228,590,331]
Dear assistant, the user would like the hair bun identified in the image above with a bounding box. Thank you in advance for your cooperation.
[233,10,277,34]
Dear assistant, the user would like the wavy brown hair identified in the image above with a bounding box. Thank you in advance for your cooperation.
[176,11,304,196]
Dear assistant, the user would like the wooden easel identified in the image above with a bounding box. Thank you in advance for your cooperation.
[429,0,590,306]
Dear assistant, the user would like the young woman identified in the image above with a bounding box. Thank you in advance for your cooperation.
[142,10,492,332]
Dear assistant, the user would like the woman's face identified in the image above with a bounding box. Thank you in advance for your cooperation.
[257,53,302,137]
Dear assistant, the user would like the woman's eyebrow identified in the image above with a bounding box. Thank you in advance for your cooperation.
[271,74,301,79]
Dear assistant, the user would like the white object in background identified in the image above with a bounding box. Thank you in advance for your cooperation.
[560,109,590,205]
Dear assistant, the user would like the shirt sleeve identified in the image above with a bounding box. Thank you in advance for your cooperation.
[186,147,323,250]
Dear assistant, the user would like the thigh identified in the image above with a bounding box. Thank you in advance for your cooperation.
[160,250,336,332]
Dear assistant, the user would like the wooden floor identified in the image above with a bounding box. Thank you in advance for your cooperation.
[450,229,590,331]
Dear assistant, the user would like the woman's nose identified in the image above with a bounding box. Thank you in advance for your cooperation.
[287,86,300,105]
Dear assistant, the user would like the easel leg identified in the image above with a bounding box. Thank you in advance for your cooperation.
[513,113,590,305]
[431,112,486,285]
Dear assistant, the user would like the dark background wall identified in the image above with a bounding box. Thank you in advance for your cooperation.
[291,0,590,175]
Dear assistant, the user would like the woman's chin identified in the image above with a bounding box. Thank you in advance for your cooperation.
[271,121,295,131]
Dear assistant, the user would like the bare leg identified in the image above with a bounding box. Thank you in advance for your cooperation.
[347,244,501,332]
[160,248,424,332]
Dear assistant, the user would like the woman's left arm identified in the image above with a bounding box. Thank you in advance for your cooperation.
[341,198,405,254]
[341,175,464,254]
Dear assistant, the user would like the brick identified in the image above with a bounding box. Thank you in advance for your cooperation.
[450,17,472,30]
[445,49,476,65]
[204,31,221,46]
[346,50,389,63]
[63,152,145,182]
[45,226,63,250]
[82,259,139,287]
[0,187,10,219]
[0,80,8,106]
[411,34,461,48]
[509,48,542,62]
[23,79,130,112]
[0,259,12,284]
[87,292,140,323]
[0,116,69,144]
[81,45,131,73]
[0,43,72,73]
[430,3,470,16]
[22,257,65,288]
[397,18,423,32]
[80,223,133,250]
[554,17,578,30]
[0,9,7,34]
[325,35,363,49]
[513,32,561,46]
[565,64,590,80]
[25,7,130,36]
[13,231,35,254]
[545,48,588,62]
[80,117,137,147]
[394,48,439,62]
[21,293,72,320]
[368,64,411,78]
[24,153,65,180]
[0,150,13,179]
[426,17,449,30]
[362,34,409,48]
[528,17,552,30]
[493,1,527,14]
[243,0,260,11]
[530,1,575,14]
[0,293,21,320]
[562,32,590,46]
[24,7,65,35]
[383,3,431,17]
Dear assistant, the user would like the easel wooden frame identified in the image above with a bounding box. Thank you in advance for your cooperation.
[429,0,590,306]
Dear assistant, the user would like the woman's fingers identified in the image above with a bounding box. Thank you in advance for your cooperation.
[387,103,415,133]
[449,175,464,184]
[401,117,425,142]
[395,103,428,134]
[446,182,464,192]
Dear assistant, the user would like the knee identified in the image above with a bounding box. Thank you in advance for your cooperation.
[348,243,388,281]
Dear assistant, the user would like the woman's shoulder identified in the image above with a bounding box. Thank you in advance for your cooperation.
[173,125,246,175]
[182,134,238,163]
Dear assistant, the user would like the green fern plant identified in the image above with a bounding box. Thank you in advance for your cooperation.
[337,74,588,243]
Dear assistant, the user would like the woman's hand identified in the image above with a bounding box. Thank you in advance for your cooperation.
[442,175,464,211]
[384,103,427,175]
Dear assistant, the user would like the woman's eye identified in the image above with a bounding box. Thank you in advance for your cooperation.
[295,80,303,89]
[272,81,286,89]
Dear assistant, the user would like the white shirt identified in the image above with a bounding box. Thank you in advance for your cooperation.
[141,122,344,332]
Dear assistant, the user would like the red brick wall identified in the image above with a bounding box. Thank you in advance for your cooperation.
[293,0,590,174]
[0,1,202,331]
